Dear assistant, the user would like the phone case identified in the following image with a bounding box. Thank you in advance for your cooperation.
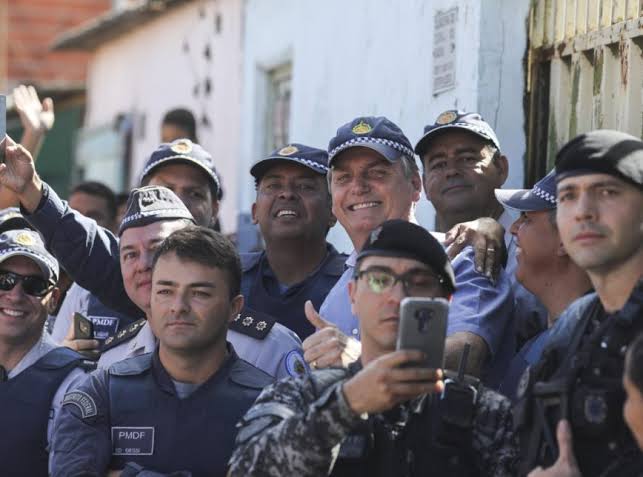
[73,313,94,340]
[395,297,449,369]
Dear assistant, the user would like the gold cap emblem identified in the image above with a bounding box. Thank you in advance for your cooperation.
[435,111,458,125]
[278,145,298,156]
[352,120,372,135]
[15,232,35,246]
[170,140,193,155]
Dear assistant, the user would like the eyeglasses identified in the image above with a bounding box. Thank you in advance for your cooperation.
[0,271,54,297]
[355,266,445,296]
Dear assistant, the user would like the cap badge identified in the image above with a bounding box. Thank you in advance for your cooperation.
[15,232,35,246]
[278,145,299,156]
[170,140,193,155]
[352,120,372,135]
[435,111,458,125]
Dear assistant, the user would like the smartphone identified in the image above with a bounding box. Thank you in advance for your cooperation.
[395,297,449,369]
[0,95,6,164]
[73,312,94,340]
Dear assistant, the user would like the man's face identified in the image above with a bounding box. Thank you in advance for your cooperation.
[330,148,421,247]
[556,173,643,274]
[150,252,243,353]
[422,130,508,216]
[0,256,56,345]
[509,210,561,290]
[147,163,218,227]
[348,255,449,355]
[252,162,332,242]
[119,220,188,315]
[69,191,115,231]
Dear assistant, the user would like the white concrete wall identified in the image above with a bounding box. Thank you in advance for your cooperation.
[239,0,529,253]
[83,0,242,232]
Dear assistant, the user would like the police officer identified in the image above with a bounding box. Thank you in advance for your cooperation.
[517,130,643,476]
[243,143,345,340]
[229,220,518,477]
[494,170,592,401]
[51,227,272,477]
[305,116,514,386]
[0,140,304,378]
[0,229,92,476]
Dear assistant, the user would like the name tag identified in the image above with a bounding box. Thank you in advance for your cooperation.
[89,316,119,340]
[112,427,154,455]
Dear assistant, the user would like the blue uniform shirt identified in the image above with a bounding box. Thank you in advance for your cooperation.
[240,245,346,340]
[319,246,515,389]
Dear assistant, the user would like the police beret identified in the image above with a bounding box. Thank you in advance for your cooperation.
[250,143,329,182]
[118,186,195,236]
[414,110,501,156]
[556,130,643,187]
[327,116,415,167]
[0,229,59,283]
[140,139,222,197]
[356,220,456,292]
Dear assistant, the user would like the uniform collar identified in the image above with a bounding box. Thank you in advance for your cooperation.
[8,331,58,379]
[127,320,156,355]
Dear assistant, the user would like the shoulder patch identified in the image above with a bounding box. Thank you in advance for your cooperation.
[62,390,98,419]
[101,318,146,352]
[285,349,309,378]
[229,306,276,340]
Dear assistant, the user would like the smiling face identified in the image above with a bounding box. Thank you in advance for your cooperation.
[330,148,421,250]
[0,256,57,346]
[146,162,218,227]
[556,173,643,275]
[348,255,449,358]
[150,252,243,354]
[252,161,332,242]
[119,220,189,316]
[422,130,508,221]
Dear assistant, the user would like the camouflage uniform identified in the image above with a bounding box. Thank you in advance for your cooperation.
[228,361,518,477]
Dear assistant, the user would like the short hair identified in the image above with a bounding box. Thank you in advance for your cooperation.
[162,108,198,142]
[151,226,241,298]
[70,181,117,220]
[115,192,129,209]
[626,332,643,394]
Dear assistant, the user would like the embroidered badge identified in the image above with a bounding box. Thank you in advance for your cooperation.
[170,139,193,155]
[112,427,155,456]
[62,391,98,419]
[14,232,35,246]
[435,110,458,125]
[285,350,308,378]
[352,120,372,134]
[278,145,298,156]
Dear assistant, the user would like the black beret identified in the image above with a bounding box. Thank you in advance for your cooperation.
[556,129,643,187]
[356,219,456,292]
[118,186,195,236]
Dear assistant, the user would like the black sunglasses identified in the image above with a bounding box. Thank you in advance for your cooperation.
[0,271,54,297]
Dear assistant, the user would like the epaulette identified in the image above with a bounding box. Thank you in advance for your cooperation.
[101,318,146,352]
[228,306,276,340]
[109,353,153,376]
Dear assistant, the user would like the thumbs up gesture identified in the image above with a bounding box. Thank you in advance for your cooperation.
[302,300,361,369]
[527,420,582,477]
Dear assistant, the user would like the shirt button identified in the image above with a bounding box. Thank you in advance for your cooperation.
[352,328,359,336]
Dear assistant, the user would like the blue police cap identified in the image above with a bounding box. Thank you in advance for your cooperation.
[356,219,456,293]
[250,143,329,182]
[118,186,195,236]
[414,110,501,156]
[0,229,59,283]
[495,169,557,212]
[140,139,221,197]
[327,116,415,167]
[0,207,33,234]
[555,130,643,188]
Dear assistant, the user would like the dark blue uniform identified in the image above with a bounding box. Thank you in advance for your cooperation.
[240,244,346,339]
[0,347,90,477]
[50,344,272,477]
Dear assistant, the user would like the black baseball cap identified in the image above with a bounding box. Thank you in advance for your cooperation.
[356,219,456,292]
[0,229,59,283]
